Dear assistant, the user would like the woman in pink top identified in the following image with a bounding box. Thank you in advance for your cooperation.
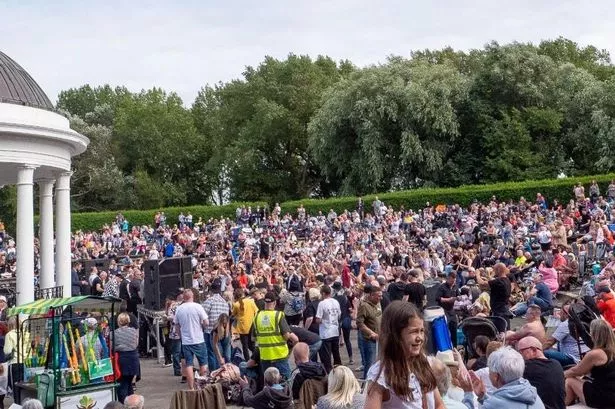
[538,260,559,293]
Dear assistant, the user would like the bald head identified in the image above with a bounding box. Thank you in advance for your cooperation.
[124,394,144,409]
[293,342,309,363]
[517,336,545,360]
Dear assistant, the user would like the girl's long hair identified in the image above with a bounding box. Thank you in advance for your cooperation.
[369,301,436,401]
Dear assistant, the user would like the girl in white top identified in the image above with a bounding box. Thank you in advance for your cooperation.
[364,301,445,409]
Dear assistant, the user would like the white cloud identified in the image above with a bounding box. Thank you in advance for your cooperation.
[2,0,614,105]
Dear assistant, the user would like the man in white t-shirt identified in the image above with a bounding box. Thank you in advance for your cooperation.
[174,289,209,390]
[315,285,342,372]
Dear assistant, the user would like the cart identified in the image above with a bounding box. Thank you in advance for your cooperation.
[7,296,121,409]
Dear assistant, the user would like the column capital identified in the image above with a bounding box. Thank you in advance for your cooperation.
[19,164,38,171]
[37,179,55,197]
[56,170,74,178]
[55,171,73,191]
[16,165,37,185]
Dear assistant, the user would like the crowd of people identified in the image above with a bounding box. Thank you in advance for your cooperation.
[1,180,615,408]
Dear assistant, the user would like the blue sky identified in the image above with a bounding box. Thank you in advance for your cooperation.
[1,0,614,105]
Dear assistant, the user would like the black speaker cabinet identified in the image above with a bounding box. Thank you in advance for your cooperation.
[143,257,191,310]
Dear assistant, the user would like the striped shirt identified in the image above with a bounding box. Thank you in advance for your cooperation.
[202,293,229,333]
[113,326,139,352]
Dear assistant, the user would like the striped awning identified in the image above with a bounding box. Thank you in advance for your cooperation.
[8,296,120,316]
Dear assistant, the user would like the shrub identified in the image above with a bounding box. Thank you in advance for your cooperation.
[281,174,615,216]
[70,202,266,232]
[65,173,615,231]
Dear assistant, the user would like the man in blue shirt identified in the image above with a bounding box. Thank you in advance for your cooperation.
[511,274,553,317]
[164,241,175,258]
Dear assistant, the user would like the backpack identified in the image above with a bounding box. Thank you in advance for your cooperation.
[289,293,305,315]
[568,299,599,349]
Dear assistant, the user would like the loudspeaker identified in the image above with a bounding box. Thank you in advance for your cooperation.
[143,260,161,310]
[143,257,191,311]
[181,256,193,288]
[159,258,182,277]
[159,274,182,307]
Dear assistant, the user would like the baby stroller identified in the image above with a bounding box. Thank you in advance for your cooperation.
[459,317,501,361]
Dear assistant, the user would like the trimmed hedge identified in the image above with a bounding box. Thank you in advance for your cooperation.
[68,174,615,232]
[70,202,266,232]
[280,174,615,216]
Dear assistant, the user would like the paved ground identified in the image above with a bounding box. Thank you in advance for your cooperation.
[6,305,559,408]
[137,334,361,409]
[136,316,531,408]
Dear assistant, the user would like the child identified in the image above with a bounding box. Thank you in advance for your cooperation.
[453,287,472,312]
[365,300,444,409]
[467,335,490,371]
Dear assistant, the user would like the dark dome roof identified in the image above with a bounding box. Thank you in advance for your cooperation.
[0,51,54,110]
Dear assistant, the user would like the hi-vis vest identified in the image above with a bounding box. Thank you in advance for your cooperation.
[254,310,288,361]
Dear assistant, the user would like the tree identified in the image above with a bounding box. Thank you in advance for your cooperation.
[69,116,132,211]
[193,54,353,202]
[309,59,468,194]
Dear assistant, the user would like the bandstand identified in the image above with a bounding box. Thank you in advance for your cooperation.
[0,51,89,304]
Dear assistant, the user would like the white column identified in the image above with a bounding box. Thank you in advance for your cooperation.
[38,178,55,289]
[16,165,37,305]
[55,171,72,298]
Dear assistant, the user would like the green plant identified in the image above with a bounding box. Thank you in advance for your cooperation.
[45,173,615,232]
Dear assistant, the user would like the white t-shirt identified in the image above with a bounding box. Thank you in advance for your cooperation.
[366,361,435,409]
[173,301,208,345]
[316,297,341,339]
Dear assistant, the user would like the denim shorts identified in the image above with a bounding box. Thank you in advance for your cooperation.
[182,342,207,367]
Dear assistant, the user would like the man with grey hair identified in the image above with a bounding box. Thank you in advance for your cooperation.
[239,366,293,408]
[124,394,144,409]
[22,399,44,409]
[470,346,545,409]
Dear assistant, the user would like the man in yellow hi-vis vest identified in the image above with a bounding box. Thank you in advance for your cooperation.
[253,291,298,381]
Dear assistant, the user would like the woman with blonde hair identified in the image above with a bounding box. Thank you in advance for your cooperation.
[316,365,365,409]
[564,319,615,407]
[113,312,140,403]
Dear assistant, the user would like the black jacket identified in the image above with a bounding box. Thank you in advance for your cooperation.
[291,361,326,399]
[242,384,294,409]
[71,269,81,296]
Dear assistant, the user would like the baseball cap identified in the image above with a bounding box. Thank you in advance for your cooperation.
[264,291,278,303]
[0,295,6,302]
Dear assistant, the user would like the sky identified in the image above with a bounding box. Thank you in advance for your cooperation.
[2,0,615,106]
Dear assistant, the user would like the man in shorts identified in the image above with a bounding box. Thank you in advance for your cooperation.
[174,289,209,389]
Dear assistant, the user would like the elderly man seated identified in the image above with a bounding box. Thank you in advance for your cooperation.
[124,395,144,409]
[240,367,293,409]
[505,305,546,346]
[470,346,545,409]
